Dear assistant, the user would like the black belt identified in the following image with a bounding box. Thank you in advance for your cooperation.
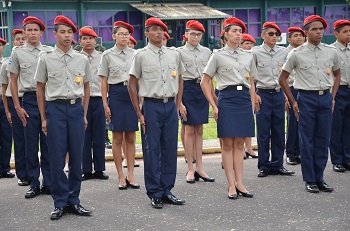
[257,88,281,93]
[90,96,102,99]
[339,85,350,89]
[184,79,200,84]
[298,89,330,95]
[144,97,174,103]
[23,91,36,96]
[115,81,128,86]
[51,98,82,105]
[221,85,249,91]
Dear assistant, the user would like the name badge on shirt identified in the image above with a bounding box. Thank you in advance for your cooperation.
[171,70,177,78]
[246,72,250,80]
[74,76,83,85]
[326,68,331,76]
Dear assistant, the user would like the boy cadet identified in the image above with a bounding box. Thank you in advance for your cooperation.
[279,15,340,193]
[252,22,294,177]
[128,17,185,209]
[35,15,92,219]
[7,16,52,198]
[1,29,27,184]
[329,20,350,172]
[79,27,109,180]
[285,26,305,165]
[0,37,14,179]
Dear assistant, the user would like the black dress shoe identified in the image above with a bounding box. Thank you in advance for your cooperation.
[50,207,66,220]
[118,184,127,190]
[316,182,334,192]
[295,155,301,164]
[286,157,298,165]
[125,178,140,189]
[105,141,112,149]
[163,194,185,205]
[67,204,92,216]
[18,178,30,186]
[333,164,346,172]
[258,169,269,177]
[236,187,254,198]
[305,183,319,193]
[272,167,295,175]
[186,172,195,184]
[82,172,93,181]
[41,186,51,195]
[342,162,350,170]
[245,151,258,158]
[151,197,163,209]
[228,194,238,199]
[194,171,215,182]
[25,187,40,199]
[93,171,109,180]
[1,171,15,178]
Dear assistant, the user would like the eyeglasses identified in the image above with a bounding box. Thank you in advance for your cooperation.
[116,33,130,38]
[188,32,203,38]
[267,32,281,37]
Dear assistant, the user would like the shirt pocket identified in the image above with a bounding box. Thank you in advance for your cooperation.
[48,71,62,78]
[20,62,32,76]
[143,65,158,81]
[183,61,195,76]
[257,62,270,76]
[324,61,333,74]
[73,70,85,87]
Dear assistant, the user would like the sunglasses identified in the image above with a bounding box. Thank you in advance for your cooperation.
[267,32,281,37]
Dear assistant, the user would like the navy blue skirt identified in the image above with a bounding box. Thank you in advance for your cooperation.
[108,84,138,132]
[217,88,254,138]
[181,81,209,125]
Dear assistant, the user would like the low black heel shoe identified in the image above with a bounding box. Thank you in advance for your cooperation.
[236,187,254,198]
[194,171,215,182]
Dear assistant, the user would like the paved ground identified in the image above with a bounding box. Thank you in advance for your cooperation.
[1,152,350,231]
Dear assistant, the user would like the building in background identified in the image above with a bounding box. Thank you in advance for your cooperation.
[0,0,348,56]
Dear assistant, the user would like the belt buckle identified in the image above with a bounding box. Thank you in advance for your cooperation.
[163,98,168,103]
[276,89,280,92]
[196,79,201,83]
[237,85,243,91]
[123,81,128,86]
[70,99,76,104]
[318,90,324,95]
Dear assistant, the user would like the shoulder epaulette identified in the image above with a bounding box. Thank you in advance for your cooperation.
[324,43,336,49]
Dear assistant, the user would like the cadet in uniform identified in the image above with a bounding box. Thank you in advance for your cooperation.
[252,22,294,177]
[0,37,14,179]
[98,21,140,190]
[201,17,256,199]
[79,27,109,181]
[329,20,350,172]
[280,15,340,193]
[128,17,185,209]
[285,26,305,165]
[177,20,214,184]
[7,16,52,198]
[127,35,137,49]
[35,15,92,219]
[1,30,27,184]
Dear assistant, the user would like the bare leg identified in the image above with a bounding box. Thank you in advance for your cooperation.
[184,125,195,180]
[221,137,236,195]
[244,137,257,156]
[194,125,209,177]
[112,132,125,186]
[234,137,249,192]
[122,133,127,167]
[124,131,138,184]
[64,153,69,172]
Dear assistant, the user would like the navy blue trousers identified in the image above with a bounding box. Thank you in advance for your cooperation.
[286,87,300,158]
[46,101,85,208]
[22,92,50,188]
[8,97,27,179]
[141,99,178,199]
[330,87,350,165]
[298,92,332,183]
[256,90,285,171]
[82,97,105,173]
[0,101,12,173]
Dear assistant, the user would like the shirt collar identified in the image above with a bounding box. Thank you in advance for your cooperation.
[305,41,322,51]
[54,46,75,58]
[148,43,165,54]
[112,45,128,55]
[81,49,97,58]
[24,42,44,51]
[185,42,201,51]
[224,44,240,54]
[335,40,350,51]
[262,42,276,52]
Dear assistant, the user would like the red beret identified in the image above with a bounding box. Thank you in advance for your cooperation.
[12,29,24,37]
[287,26,305,36]
[79,27,97,38]
[145,17,168,32]
[263,22,282,35]
[223,17,246,34]
[54,15,78,33]
[220,30,225,37]
[303,15,327,29]
[0,38,6,45]
[23,16,46,31]
[113,21,134,34]
[129,35,137,46]
[241,34,256,43]
[186,20,205,33]
[71,39,76,45]
[164,32,170,40]
[334,20,350,30]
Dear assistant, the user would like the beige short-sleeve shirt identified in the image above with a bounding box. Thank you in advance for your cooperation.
[176,43,211,80]
[252,42,288,90]
[7,42,53,93]
[98,46,134,85]
[203,45,258,90]
[129,43,185,98]
[35,46,91,101]
[81,49,102,97]
[282,42,341,90]
[331,41,350,86]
